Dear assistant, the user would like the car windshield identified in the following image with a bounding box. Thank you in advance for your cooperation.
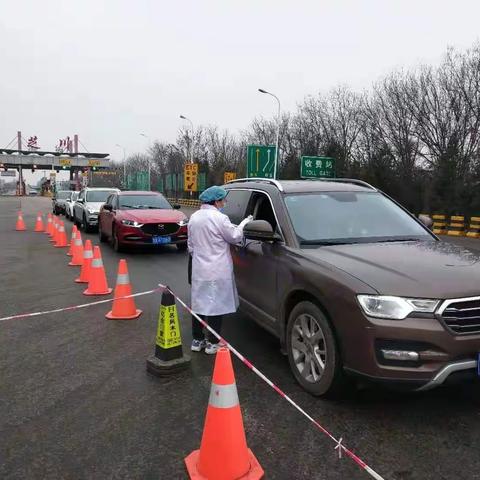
[57,191,71,200]
[284,192,432,246]
[86,191,114,202]
[119,195,172,210]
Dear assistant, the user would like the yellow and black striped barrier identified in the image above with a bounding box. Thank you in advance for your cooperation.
[167,198,201,209]
[447,216,466,236]
[466,217,480,238]
[432,215,447,235]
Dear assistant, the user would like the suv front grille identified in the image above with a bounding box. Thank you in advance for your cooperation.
[440,298,480,335]
[141,223,179,236]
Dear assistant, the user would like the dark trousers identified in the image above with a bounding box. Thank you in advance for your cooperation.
[192,314,223,344]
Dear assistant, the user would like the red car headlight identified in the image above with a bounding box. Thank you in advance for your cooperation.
[121,219,144,227]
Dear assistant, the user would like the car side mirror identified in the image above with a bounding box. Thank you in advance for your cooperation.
[173,204,181,210]
[418,214,433,229]
[103,204,112,212]
[244,220,280,242]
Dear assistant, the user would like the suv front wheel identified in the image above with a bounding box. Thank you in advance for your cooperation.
[287,301,348,398]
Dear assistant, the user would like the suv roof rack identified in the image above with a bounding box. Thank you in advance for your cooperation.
[304,178,377,191]
[226,177,284,192]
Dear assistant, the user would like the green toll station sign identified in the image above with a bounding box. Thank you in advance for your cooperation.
[300,156,336,179]
[247,145,276,179]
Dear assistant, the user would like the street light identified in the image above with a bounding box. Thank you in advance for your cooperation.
[140,133,152,190]
[258,88,281,180]
[115,143,126,187]
[179,115,194,164]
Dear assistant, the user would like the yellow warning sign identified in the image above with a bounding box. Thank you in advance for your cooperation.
[224,172,236,184]
[184,163,199,192]
[156,304,182,349]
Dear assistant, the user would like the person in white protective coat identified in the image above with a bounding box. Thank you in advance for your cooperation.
[188,185,253,355]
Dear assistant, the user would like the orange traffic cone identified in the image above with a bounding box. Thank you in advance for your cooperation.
[83,246,112,296]
[15,211,26,231]
[55,221,68,247]
[67,226,78,256]
[106,259,142,320]
[45,214,53,236]
[50,217,58,242]
[68,231,84,266]
[75,239,93,283]
[34,212,44,232]
[185,347,264,480]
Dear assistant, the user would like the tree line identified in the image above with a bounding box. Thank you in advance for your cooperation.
[118,43,480,215]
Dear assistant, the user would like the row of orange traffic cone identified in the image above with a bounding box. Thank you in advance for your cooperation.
[18,211,263,479]
[17,210,142,320]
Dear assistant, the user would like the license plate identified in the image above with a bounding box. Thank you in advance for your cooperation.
[152,236,171,245]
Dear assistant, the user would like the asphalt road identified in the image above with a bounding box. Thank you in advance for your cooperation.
[1,196,480,480]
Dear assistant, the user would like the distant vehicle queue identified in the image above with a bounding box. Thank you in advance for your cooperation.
[52,188,188,252]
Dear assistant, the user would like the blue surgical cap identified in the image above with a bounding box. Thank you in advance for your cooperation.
[199,186,228,203]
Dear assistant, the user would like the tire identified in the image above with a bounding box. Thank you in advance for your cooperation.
[286,301,349,398]
[111,227,124,253]
[176,242,188,252]
[98,222,107,243]
[83,214,92,233]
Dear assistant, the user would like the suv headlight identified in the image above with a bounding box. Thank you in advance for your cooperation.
[122,219,144,227]
[177,219,188,227]
[357,295,439,320]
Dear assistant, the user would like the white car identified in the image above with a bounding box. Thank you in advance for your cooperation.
[65,191,79,220]
[73,187,120,232]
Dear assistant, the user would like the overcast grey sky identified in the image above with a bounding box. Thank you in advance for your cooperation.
[1,0,480,167]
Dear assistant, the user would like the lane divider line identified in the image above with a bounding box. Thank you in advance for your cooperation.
[159,283,386,480]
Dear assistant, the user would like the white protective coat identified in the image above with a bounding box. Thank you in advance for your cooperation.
[188,205,251,316]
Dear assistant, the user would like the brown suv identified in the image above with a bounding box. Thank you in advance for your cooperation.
[222,178,480,396]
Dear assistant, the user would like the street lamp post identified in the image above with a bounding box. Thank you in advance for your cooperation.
[115,144,126,188]
[140,133,152,190]
[258,88,281,180]
[179,115,194,164]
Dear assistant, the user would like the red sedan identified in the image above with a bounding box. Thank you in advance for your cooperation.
[98,191,188,252]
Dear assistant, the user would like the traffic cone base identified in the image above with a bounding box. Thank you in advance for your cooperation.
[105,259,142,320]
[83,287,112,296]
[146,354,191,376]
[185,449,264,480]
[106,308,142,320]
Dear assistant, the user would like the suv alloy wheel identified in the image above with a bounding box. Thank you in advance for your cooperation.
[287,301,348,397]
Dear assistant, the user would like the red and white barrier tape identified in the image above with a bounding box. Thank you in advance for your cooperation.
[0,288,162,323]
[159,283,385,480]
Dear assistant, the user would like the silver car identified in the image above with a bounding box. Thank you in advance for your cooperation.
[52,190,73,215]
[73,187,120,232]
[65,191,79,220]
